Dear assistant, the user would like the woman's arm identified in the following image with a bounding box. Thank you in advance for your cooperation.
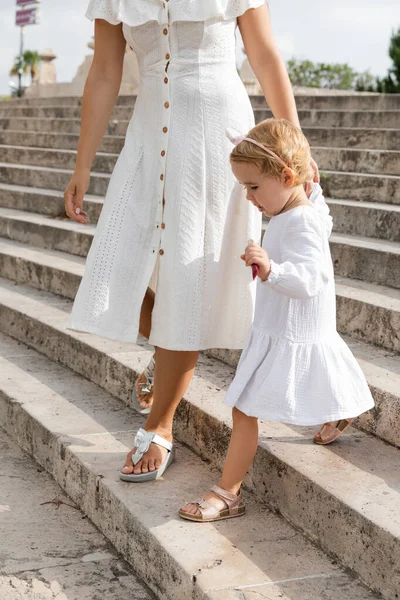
[64,19,126,223]
[238,5,320,182]
[238,5,300,128]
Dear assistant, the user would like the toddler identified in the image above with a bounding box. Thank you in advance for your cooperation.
[179,119,374,522]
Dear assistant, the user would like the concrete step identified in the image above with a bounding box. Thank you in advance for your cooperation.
[2,124,400,153]
[313,147,400,176]
[327,199,400,242]
[254,108,400,129]
[0,144,118,174]
[1,143,398,178]
[5,92,400,110]
[0,128,125,153]
[319,170,400,204]
[0,182,103,222]
[305,127,400,151]
[0,428,155,600]
[0,279,398,598]
[2,203,400,291]
[0,331,384,600]
[0,162,110,196]
[0,117,127,136]
[1,105,399,130]
[3,183,399,242]
[0,227,399,356]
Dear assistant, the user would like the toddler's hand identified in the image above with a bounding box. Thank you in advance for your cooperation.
[241,242,271,281]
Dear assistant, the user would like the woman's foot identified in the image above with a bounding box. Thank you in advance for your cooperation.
[121,428,173,475]
[314,418,355,445]
[135,356,155,413]
[179,485,245,522]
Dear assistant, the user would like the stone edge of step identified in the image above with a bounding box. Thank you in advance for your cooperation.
[0,277,398,599]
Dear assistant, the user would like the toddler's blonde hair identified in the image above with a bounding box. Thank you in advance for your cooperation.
[230,118,312,185]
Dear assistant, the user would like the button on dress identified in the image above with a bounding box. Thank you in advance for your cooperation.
[68,0,264,350]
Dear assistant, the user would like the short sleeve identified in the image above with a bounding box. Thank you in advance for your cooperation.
[85,0,121,25]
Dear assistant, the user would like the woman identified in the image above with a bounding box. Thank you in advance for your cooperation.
[65,0,318,482]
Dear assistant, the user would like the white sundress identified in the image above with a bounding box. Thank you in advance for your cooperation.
[67,0,265,350]
[225,185,375,425]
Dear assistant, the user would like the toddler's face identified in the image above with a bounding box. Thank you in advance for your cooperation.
[232,162,290,218]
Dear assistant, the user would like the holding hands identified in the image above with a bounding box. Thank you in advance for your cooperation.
[241,241,271,281]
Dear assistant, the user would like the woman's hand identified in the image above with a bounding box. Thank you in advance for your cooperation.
[64,168,90,224]
[241,241,271,281]
[310,157,320,183]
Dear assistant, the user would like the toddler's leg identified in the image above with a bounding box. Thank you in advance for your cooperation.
[180,408,258,519]
[219,407,259,494]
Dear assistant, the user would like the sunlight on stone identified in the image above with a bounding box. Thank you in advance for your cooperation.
[0,505,11,513]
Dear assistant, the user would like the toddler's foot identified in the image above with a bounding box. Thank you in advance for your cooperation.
[314,418,355,445]
[179,485,245,522]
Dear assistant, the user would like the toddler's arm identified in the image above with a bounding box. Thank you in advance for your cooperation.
[263,212,330,300]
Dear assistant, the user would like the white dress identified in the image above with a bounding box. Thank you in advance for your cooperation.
[225,185,375,425]
[67,0,264,350]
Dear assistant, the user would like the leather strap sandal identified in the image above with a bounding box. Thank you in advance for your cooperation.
[119,428,174,482]
[314,418,355,445]
[179,485,246,522]
[134,356,155,414]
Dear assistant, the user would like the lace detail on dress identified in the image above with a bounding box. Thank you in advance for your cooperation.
[85,0,265,26]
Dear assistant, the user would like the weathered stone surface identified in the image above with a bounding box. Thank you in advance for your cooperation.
[0,429,154,600]
[0,183,103,222]
[313,146,400,176]
[0,163,110,196]
[320,170,400,204]
[327,199,400,242]
[0,145,118,173]
[0,129,125,153]
[255,108,400,129]
[0,332,386,599]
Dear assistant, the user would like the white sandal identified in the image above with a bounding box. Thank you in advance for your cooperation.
[119,428,174,483]
[179,485,246,522]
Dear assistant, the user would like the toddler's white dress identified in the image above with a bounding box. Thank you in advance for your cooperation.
[67,0,264,350]
[225,185,375,425]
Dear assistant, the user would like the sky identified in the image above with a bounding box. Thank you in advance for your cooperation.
[0,0,398,96]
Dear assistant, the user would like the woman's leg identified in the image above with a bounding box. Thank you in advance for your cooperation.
[139,288,155,339]
[181,407,259,515]
[136,288,156,411]
[122,347,199,474]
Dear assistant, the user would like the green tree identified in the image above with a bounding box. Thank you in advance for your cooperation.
[382,28,400,92]
[10,50,40,84]
[287,59,361,90]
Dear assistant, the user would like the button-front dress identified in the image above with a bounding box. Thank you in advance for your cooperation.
[67,0,264,350]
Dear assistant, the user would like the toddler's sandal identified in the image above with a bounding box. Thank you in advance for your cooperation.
[314,418,355,445]
[179,485,246,523]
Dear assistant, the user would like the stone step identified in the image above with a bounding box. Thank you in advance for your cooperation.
[254,108,400,129]
[1,202,399,291]
[1,143,398,178]
[0,144,118,174]
[0,226,399,354]
[0,331,384,600]
[305,127,400,152]
[313,147,400,176]
[0,117,128,137]
[0,278,398,599]
[327,199,400,242]
[3,183,399,242]
[319,170,400,204]
[6,92,400,109]
[0,128,125,153]
[1,161,400,209]
[2,122,400,152]
[1,105,399,129]
[0,182,103,222]
[0,162,110,196]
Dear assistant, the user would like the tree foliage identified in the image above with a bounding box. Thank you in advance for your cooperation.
[287,59,360,90]
[10,50,40,84]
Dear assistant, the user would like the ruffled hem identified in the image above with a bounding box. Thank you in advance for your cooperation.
[85,0,266,27]
[224,328,375,425]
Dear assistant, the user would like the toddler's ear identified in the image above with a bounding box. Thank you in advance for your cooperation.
[281,167,295,187]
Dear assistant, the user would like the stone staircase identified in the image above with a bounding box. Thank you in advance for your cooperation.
[0,93,399,600]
